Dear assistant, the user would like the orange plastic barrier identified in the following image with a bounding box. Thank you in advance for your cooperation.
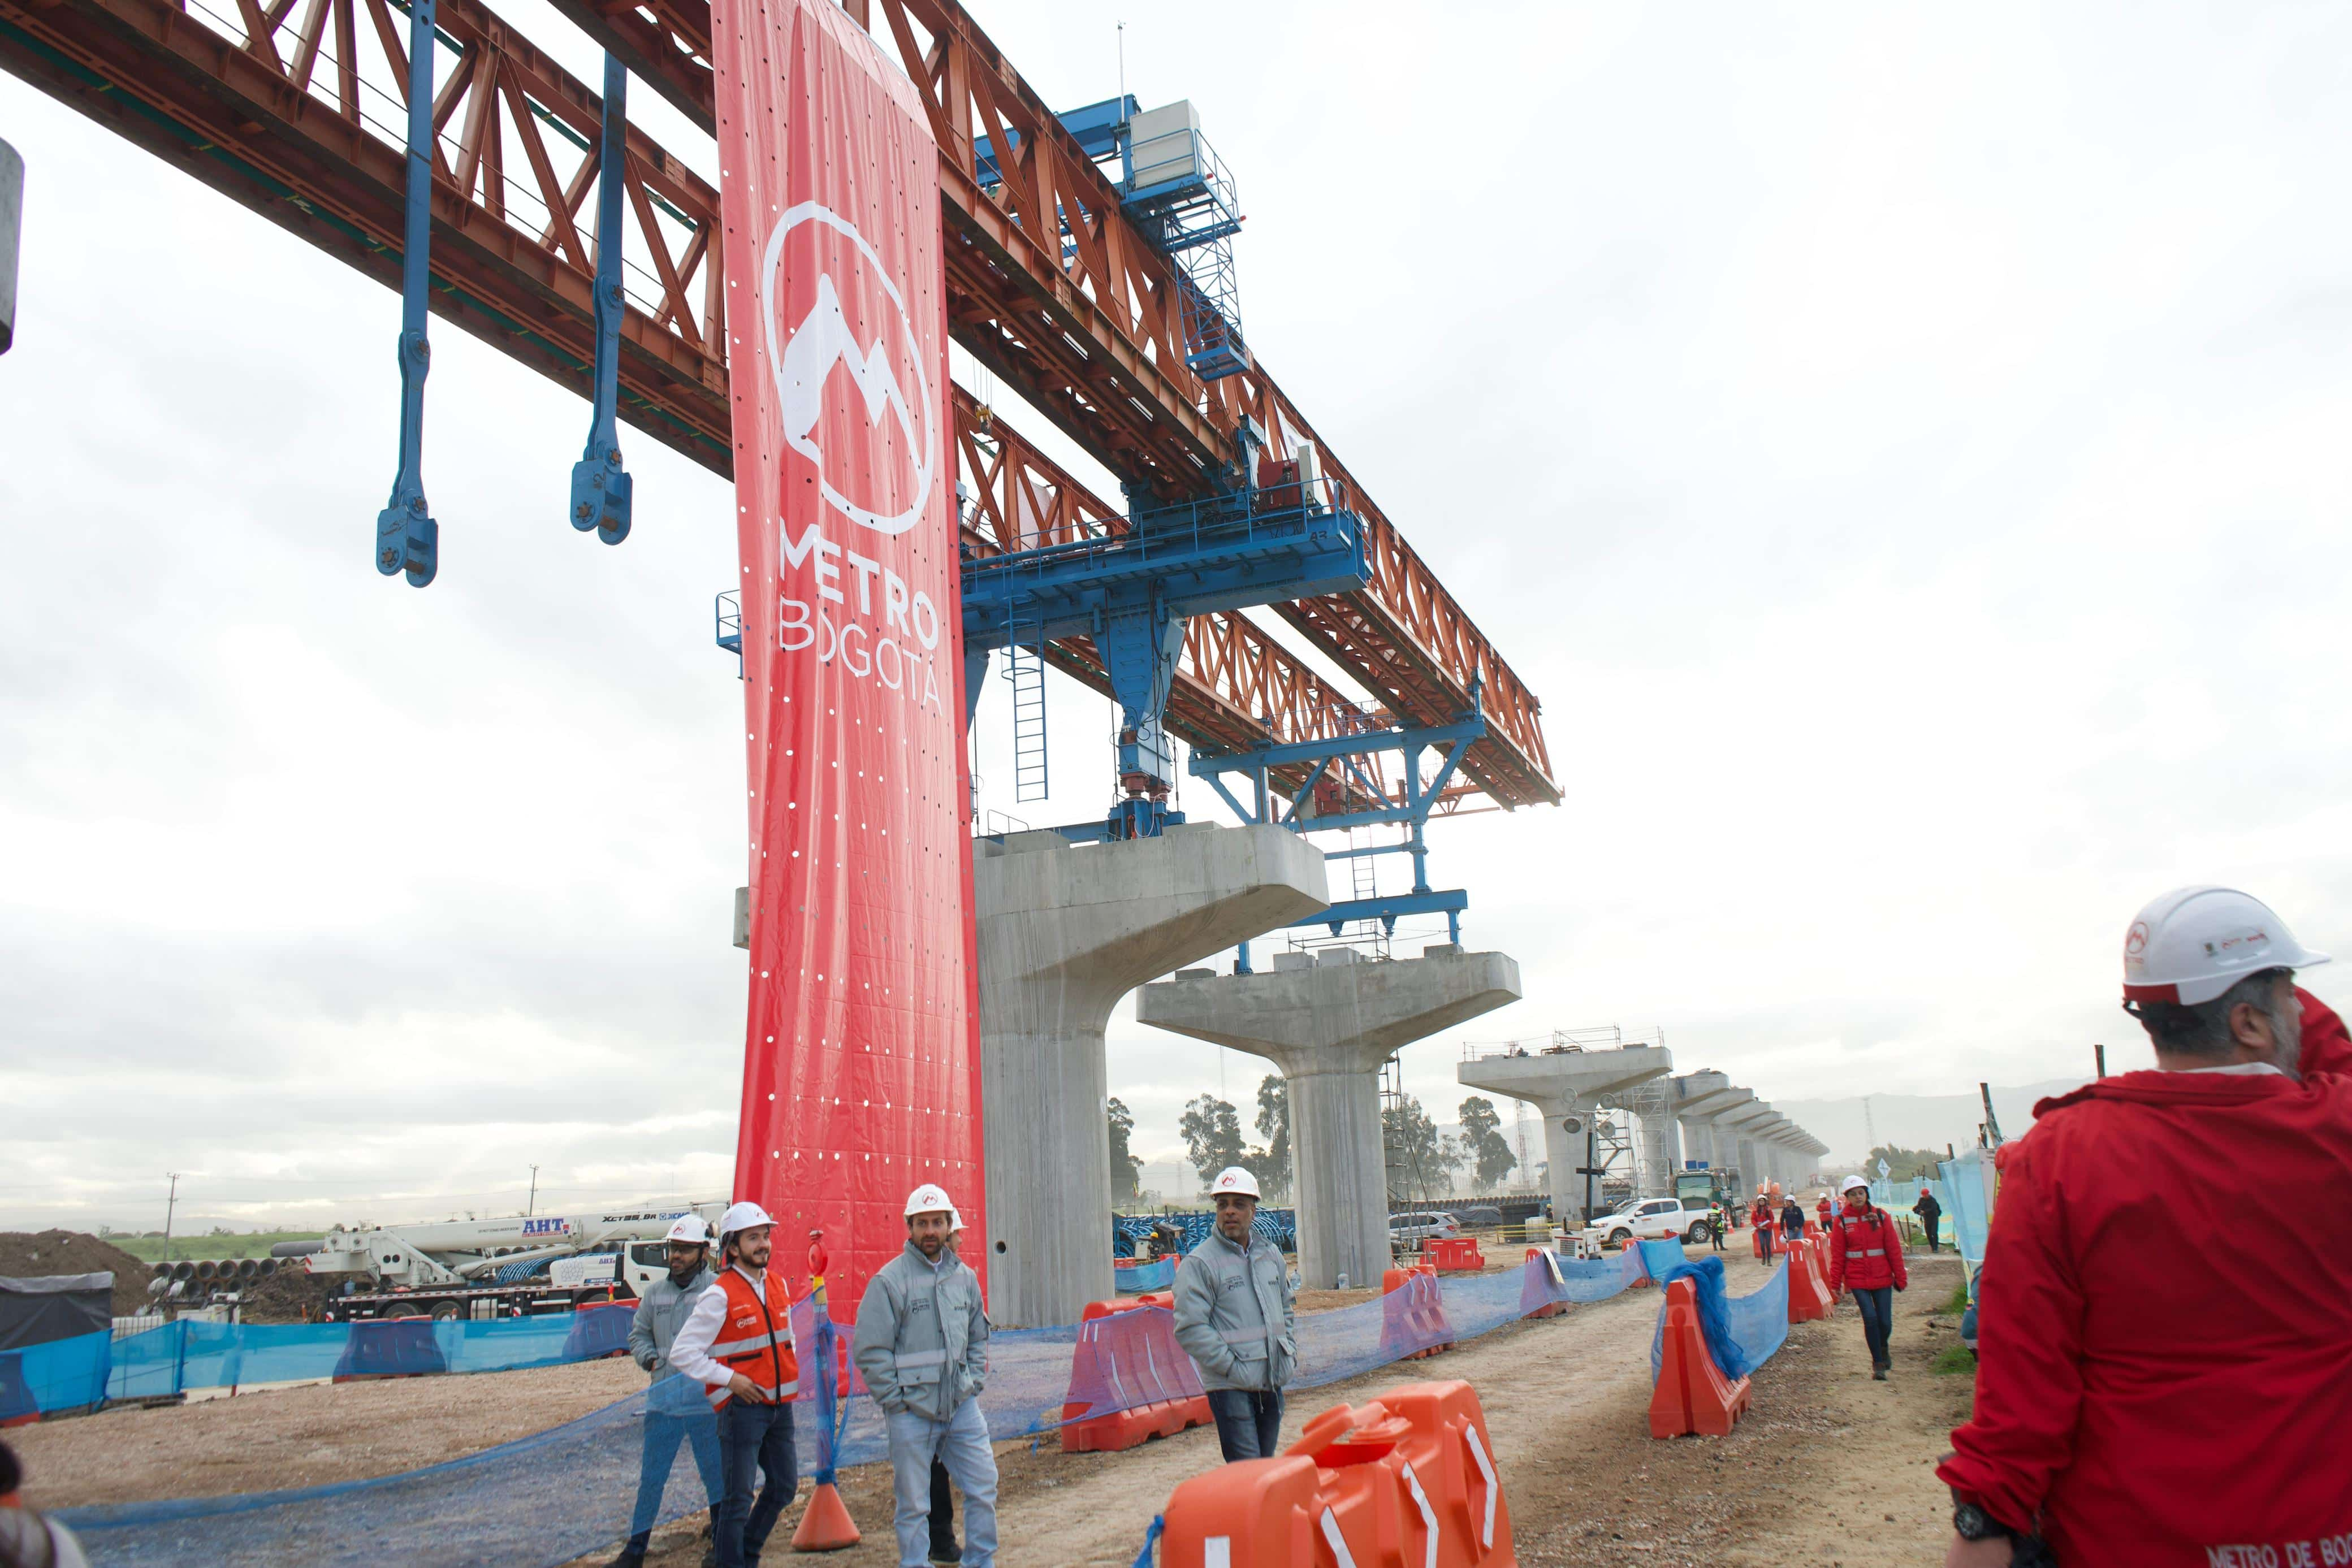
[1649,1277,1751,1439]
[1057,1292,1211,1453]
[1424,1236,1487,1274]
[1785,1238,1833,1323]
[1378,1266,1455,1361]
[1159,1379,1516,1568]
[1519,1249,1567,1320]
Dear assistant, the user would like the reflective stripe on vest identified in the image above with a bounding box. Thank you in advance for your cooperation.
[702,1267,799,1411]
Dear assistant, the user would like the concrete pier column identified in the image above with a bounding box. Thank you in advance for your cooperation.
[1139,946,1521,1290]
[1637,1113,1681,1195]
[1458,1045,1674,1227]
[976,823,1328,1327]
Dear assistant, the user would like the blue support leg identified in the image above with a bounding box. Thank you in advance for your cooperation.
[569,54,633,545]
[374,0,439,587]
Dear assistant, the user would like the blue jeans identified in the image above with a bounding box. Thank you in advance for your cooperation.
[1853,1286,1894,1368]
[626,1383,724,1550]
[887,1400,997,1568]
[714,1397,797,1568]
[1205,1388,1283,1462]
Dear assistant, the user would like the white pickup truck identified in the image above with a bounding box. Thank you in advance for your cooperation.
[1580,1196,1714,1249]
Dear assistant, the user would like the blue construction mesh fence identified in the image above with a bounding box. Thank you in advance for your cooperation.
[103,1304,638,1399]
[1643,1245,1789,1383]
[1109,1258,1175,1294]
[0,1330,111,1422]
[1110,1211,1296,1257]
[59,1248,1651,1567]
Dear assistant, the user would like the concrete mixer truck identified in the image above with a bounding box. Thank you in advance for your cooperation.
[284,1202,727,1321]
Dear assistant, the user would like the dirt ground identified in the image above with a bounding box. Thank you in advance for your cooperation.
[0,1232,157,1316]
[12,1250,1973,1567]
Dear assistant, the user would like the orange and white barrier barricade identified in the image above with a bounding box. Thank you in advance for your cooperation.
[1648,1277,1751,1439]
[1785,1239,1834,1323]
[1159,1379,1515,1568]
[1518,1249,1567,1320]
[1057,1292,1211,1453]
[1424,1236,1486,1274]
[1378,1265,1455,1361]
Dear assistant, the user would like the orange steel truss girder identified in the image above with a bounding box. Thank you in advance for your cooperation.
[0,0,1554,806]
[535,0,1558,808]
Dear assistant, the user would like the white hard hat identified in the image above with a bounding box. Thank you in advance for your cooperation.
[719,1201,775,1236]
[2124,886,2329,1007]
[905,1184,955,1219]
[1209,1167,1260,1200]
[1841,1175,1869,1194]
[664,1215,713,1245]
[948,1208,965,1232]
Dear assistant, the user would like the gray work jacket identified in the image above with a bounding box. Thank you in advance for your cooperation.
[852,1242,989,1423]
[1172,1226,1296,1393]
[628,1267,716,1384]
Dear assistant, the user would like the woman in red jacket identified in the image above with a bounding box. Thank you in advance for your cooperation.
[1828,1173,1907,1379]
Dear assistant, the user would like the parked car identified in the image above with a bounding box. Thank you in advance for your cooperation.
[1581,1196,1714,1249]
[1387,1211,1461,1247]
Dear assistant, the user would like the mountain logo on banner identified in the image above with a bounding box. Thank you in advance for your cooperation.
[760,201,936,536]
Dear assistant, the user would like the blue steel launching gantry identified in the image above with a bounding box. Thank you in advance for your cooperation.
[1,0,1562,921]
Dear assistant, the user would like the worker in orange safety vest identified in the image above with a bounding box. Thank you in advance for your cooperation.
[668,1200,799,1568]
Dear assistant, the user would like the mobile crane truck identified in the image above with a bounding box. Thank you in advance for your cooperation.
[277,1202,727,1320]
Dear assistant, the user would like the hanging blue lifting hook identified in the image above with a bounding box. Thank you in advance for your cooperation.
[568,54,633,546]
[375,0,439,587]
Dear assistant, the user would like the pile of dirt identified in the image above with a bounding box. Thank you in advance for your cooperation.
[239,1266,333,1324]
[0,1231,155,1316]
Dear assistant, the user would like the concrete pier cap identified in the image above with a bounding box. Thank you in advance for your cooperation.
[1139,945,1523,1289]
[976,821,1329,1327]
[1457,1045,1673,1225]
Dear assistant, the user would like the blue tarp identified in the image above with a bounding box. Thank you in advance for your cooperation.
[1646,1248,1789,1384]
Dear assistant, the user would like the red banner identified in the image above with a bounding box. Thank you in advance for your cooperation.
[712,0,980,1315]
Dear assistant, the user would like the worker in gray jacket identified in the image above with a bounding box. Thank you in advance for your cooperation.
[1172,1166,1297,1461]
[854,1184,997,1568]
[609,1214,724,1568]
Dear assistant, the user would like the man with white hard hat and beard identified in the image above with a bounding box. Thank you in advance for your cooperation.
[854,1184,996,1568]
[1172,1166,1296,1462]
[607,1213,724,1567]
[1938,887,2352,1567]
[668,1201,798,1568]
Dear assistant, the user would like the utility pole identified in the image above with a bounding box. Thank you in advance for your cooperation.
[1861,1094,1879,1163]
[527,1164,539,1217]
[162,1172,181,1262]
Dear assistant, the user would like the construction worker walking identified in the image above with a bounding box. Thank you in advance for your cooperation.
[1828,1173,1907,1379]
[1172,1167,1296,1462]
[854,1184,996,1568]
[608,1215,724,1568]
[1940,887,2352,1566]
[667,1201,798,1568]
[1913,1184,1943,1253]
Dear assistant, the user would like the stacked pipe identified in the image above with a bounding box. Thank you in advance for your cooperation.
[146,1255,278,1305]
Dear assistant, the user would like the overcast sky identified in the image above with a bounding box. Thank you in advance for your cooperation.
[6,1,2350,1232]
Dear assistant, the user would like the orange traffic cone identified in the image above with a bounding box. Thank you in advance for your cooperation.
[790,1479,861,1552]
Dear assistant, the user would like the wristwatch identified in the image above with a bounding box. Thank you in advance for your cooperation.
[1952,1500,2012,1541]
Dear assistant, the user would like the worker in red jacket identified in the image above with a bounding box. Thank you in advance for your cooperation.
[1827,1173,1906,1378]
[1814,1193,1832,1235]
[2297,985,2350,1076]
[1939,886,2352,1567]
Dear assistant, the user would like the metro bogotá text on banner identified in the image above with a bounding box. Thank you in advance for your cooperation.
[710,0,980,1318]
